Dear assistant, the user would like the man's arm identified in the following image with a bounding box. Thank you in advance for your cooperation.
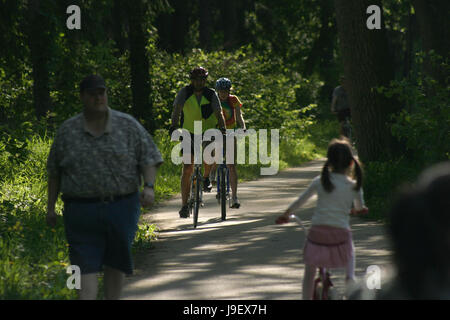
[235,107,246,130]
[140,164,159,208]
[46,176,60,227]
[211,92,226,130]
[171,103,183,128]
[215,108,226,130]
[171,88,185,129]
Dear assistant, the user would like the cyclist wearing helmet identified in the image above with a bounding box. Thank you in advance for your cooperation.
[170,66,226,218]
[215,77,246,209]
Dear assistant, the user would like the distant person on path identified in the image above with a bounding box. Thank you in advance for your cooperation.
[376,162,450,299]
[169,66,226,218]
[277,138,368,300]
[46,74,163,300]
[213,77,246,208]
[331,76,351,138]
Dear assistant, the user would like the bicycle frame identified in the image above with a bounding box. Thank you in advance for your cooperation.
[288,215,335,300]
[342,116,352,142]
[216,134,231,220]
[189,163,203,228]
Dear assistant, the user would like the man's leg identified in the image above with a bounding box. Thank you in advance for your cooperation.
[181,164,193,204]
[228,164,240,208]
[228,164,238,198]
[104,266,125,300]
[180,162,193,217]
[209,163,217,183]
[203,163,213,192]
[79,273,99,300]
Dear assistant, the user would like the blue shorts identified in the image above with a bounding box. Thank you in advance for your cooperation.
[62,192,141,275]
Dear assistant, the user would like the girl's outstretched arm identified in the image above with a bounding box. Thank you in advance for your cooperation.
[286,178,318,213]
[276,178,318,223]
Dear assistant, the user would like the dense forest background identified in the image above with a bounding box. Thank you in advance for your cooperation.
[0,0,448,298]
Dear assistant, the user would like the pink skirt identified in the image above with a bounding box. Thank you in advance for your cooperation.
[303,225,353,268]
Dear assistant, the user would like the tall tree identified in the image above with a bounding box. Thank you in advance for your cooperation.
[303,0,338,107]
[27,0,53,121]
[220,0,238,50]
[235,0,255,47]
[124,0,154,132]
[334,0,400,162]
[199,0,212,50]
[411,0,449,85]
[112,0,127,54]
[169,0,190,53]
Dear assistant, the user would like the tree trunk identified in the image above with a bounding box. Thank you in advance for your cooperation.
[236,0,255,47]
[334,0,399,162]
[412,0,449,85]
[220,0,238,50]
[155,12,171,52]
[125,0,154,133]
[170,0,189,53]
[112,0,127,54]
[304,1,335,76]
[27,0,52,121]
[199,0,212,51]
[304,1,337,110]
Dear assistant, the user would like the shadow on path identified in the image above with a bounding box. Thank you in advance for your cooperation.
[123,159,392,299]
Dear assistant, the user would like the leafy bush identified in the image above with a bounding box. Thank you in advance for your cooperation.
[363,158,423,220]
[365,52,450,220]
[381,52,449,164]
[0,37,327,298]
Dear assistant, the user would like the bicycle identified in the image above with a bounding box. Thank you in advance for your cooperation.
[215,130,246,221]
[188,163,203,229]
[341,116,352,142]
[173,129,204,229]
[275,214,338,300]
[216,133,231,221]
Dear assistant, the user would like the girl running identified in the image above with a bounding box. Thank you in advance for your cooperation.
[277,138,368,299]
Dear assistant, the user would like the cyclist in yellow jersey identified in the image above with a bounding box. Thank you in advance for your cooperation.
[170,67,226,218]
[215,77,246,209]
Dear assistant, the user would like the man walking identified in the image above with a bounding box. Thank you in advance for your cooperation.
[46,74,163,299]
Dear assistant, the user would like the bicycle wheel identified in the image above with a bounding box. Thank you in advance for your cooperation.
[193,175,201,228]
[342,119,352,141]
[220,167,227,221]
[188,177,194,218]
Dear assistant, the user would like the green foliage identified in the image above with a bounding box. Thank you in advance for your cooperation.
[0,136,76,299]
[379,52,449,164]
[363,158,423,220]
[365,52,449,220]
[132,221,159,252]
[0,135,158,299]
[149,44,323,132]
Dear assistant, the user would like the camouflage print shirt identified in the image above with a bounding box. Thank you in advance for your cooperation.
[47,107,163,198]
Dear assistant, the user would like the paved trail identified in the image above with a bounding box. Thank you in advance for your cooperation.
[122,159,393,299]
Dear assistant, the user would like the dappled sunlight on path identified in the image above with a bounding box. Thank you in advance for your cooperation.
[123,159,392,299]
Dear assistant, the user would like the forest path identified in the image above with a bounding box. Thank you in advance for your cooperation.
[122,159,393,299]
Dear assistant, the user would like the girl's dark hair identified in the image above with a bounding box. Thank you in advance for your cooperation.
[321,138,363,192]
